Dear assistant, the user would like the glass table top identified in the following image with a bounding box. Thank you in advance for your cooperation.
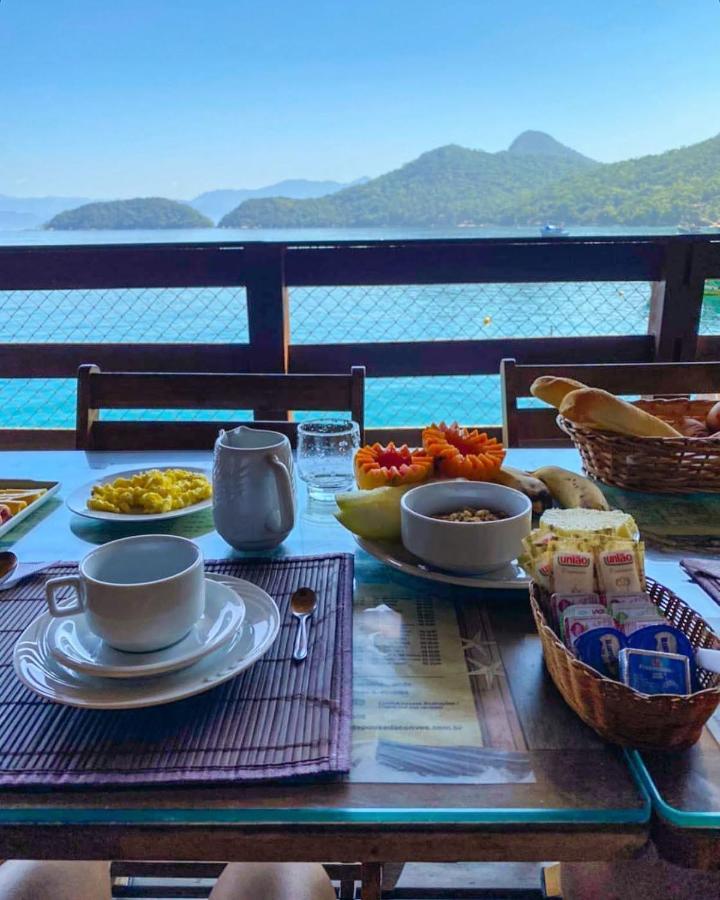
[0,449,650,826]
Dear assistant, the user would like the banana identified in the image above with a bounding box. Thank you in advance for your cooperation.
[531,465,609,510]
[493,465,553,517]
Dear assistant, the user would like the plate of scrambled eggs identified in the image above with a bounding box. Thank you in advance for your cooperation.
[66,467,213,522]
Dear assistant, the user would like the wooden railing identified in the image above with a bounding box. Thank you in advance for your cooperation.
[1,235,720,448]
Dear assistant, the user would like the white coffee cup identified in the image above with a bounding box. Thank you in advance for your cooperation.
[44,535,205,653]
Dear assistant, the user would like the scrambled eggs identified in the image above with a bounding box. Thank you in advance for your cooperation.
[87,468,212,514]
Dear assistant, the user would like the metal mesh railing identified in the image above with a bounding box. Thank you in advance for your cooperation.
[0,287,248,344]
[700,280,720,334]
[291,281,651,426]
[0,281,652,430]
[0,287,248,429]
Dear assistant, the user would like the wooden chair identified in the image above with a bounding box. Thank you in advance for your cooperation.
[500,357,720,447]
[76,365,365,450]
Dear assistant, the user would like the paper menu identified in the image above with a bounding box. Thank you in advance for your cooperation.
[350,582,533,784]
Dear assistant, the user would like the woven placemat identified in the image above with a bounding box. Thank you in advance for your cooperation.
[0,554,353,787]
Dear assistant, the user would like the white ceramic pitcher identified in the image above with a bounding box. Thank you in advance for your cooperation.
[212,426,296,550]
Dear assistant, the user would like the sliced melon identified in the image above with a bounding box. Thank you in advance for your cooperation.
[334,485,413,541]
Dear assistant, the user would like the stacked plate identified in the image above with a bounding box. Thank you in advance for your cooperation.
[13,574,281,709]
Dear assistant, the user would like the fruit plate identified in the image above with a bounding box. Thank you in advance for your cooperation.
[355,536,530,590]
[66,466,212,522]
[0,479,61,539]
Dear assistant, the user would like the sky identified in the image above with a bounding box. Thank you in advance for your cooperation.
[1,0,719,198]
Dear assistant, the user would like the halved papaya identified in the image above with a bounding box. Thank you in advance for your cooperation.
[422,422,505,480]
[354,442,434,490]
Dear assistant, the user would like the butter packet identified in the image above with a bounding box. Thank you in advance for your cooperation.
[619,647,691,695]
[575,626,627,678]
[612,602,664,628]
[561,605,613,649]
[597,542,644,597]
[551,592,603,630]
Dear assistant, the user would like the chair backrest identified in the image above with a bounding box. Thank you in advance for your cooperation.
[500,357,720,447]
[76,365,365,450]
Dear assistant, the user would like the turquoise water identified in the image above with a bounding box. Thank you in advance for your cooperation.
[0,225,713,430]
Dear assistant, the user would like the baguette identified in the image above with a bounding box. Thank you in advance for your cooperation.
[530,375,587,408]
[559,387,683,438]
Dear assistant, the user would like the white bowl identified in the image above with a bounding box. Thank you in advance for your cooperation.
[400,480,532,574]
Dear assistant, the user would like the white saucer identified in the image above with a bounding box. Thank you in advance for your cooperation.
[355,536,529,590]
[48,578,245,679]
[13,575,280,709]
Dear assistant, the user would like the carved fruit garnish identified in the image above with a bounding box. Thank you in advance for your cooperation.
[422,422,505,480]
[354,442,434,490]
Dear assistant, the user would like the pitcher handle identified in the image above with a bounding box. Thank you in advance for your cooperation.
[268,454,295,534]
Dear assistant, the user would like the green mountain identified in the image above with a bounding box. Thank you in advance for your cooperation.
[511,133,720,225]
[219,131,720,228]
[219,134,597,228]
[190,178,369,221]
[45,198,212,230]
[507,130,594,164]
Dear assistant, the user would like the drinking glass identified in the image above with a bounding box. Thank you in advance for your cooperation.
[297,419,360,501]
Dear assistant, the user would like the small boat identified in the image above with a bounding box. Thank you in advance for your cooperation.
[540,223,569,237]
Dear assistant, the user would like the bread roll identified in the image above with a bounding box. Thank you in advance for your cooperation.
[530,375,587,408]
[707,400,720,433]
[678,417,710,438]
[559,388,683,438]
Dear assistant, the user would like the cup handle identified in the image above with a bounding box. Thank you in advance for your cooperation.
[45,575,85,618]
[268,453,295,534]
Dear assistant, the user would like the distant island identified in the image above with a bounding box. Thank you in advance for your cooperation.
[219,130,720,229]
[45,198,212,230]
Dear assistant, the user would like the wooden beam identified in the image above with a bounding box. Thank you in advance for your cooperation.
[285,238,670,285]
[290,335,654,378]
[0,244,250,290]
[87,373,359,410]
[2,236,710,291]
[0,429,75,450]
[0,822,648,864]
[0,344,251,378]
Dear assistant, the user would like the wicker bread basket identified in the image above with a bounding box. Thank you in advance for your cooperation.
[558,398,720,493]
[530,577,720,750]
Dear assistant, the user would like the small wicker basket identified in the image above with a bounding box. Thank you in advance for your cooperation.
[558,398,720,493]
[530,578,720,750]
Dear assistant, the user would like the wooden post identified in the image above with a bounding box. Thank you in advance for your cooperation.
[648,242,705,361]
[244,244,290,419]
[75,363,101,450]
[360,862,382,900]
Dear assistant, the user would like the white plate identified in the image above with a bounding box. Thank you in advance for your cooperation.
[13,575,280,709]
[66,466,212,522]
[48,578,245,679]
[356,537,529,590]
[0,479,61,538]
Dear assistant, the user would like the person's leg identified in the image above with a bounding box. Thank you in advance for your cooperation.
[209,863,336,900]
[560,854,720,900]
[0,861,111,900]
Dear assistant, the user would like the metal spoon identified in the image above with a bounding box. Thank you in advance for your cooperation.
[0,552,56,591]
[291,587,317,662]
[0,551,17,583]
